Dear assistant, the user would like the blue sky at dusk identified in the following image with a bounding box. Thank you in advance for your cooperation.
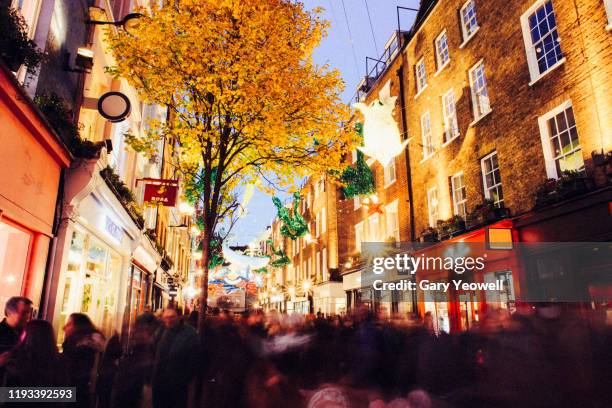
[229,0,418,246]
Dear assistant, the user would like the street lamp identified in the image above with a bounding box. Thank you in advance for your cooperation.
[86,12,144,35]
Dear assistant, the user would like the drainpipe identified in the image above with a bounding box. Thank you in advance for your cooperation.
[397,60,416,242]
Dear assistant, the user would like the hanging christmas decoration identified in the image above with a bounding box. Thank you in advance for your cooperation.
[341,149,376,199]
[266,239,291,268]
[354,80,408,167]
[272,192,309,240]
[222,243,270,269]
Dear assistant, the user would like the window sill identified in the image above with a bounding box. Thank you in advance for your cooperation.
[441,134,460,147]
[528,57,566,87]
[414,85,428,99]
[383,179,397,189]
[434,60,450,77]
[420,153,434,164]
[459,27,480,49]
[469,109,492,127]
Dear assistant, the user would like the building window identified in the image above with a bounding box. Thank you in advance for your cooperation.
[451,173,468,219]
[606,0,612,27]
[460,0,479,42]
[442,89,459,143]
[427,187,439,228]
[537,102,584,178]
[321,206,326,233]
[521,0,564,83]
[315,216,320,237]
[368,213,380,241]
[322,248,328,281]
[354,196,361,210]
[435,30,450,70]
[415,57,427,94]
[384,159,397,187]
[421,111,434,159]
[355,222,364,253]
[481,151,504,207]
[385,200,400,242]
[469,60,491,120]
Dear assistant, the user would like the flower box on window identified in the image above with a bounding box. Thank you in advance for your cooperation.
[436,216,466,240]
[467,200,510,228]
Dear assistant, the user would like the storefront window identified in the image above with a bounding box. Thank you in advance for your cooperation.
[58,228,124,341]
[0,221,31,307]
[485,270,515,313]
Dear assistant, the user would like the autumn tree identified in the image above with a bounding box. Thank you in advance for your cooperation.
[107,0,352,330]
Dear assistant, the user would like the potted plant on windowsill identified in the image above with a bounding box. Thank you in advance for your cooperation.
[437,215,466,240]
[0,6,45,73]
[556,170,592,200]
[468,200,510,228]
[420,227,439,243]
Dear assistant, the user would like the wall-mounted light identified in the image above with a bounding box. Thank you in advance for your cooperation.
[98,91,131,123]
[86,11,144,35]
[64,47,94,73]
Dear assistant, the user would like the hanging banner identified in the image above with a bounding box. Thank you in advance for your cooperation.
[141,178,179,206]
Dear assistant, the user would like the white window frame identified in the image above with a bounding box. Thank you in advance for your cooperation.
[469,60,492,122]
[368,213,380,241]
[421,111,434,159]
[383,159,397,187]
[537,100,584,179]
[385,200,400,242]
[415,57,427,96]
[427,187,439,228]
[321,206,326,233]
[322,248,328,281]
[520,0,566,85]
[460,0,480,45]
[481,151,504,207]
[451,172,468,219]
[354,196,361,210]
[355,222,364,253]
[606,0,612,29]
[442,89,459,143]
[435,30,450,72]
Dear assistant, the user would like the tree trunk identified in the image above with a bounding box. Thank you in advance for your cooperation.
[197,229,211,334]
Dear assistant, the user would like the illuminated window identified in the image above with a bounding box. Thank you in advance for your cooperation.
[385,200,400,242]
[481,151,504,207]
[538,101,584,178]
[435,30,450,70]
[451,172,468,219]
[427,187,439,228]
[521,0,564,83]
[415,58,427,94]
[487,228,514,250]
[469,60,491,120]
[421,111,434,159]
[384,159,396,187]
[442,89,459,143]
[460,0,479,42]
[355,222,364,253]
[605,0,612,27]
[0,221,31,307]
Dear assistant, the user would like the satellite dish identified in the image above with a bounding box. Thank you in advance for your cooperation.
[97,91,131,122]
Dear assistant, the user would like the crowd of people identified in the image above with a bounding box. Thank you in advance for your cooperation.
[0,296,609,408]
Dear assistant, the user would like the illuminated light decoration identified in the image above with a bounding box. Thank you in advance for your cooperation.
[237,182,258,218]
[266,239,291,268]
[272,193,309,240]
[288,286,296,296]
[353,80,408,167]
[178,201,195,215]
[222,243,270,270]
[302,280,312,291]
[190,225,201,235]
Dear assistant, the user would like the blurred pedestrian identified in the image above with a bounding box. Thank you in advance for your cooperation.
[62,313,105,408]
[152,307,199,408]
[3,319,67,385]
[0,297,33,356]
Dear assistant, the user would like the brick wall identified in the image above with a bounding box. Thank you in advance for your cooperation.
[402,0,612,238]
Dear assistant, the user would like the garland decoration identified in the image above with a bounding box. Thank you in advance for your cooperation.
[266,239,291,268]
[272,192,309,240]
[340,123,375,199]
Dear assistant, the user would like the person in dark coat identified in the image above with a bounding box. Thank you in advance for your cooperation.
[3,320,68,407]
[61,313,105,408]
[0,297,33,354]
[152,307,199,408]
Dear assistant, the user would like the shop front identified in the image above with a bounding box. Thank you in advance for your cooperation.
[0,65,71,312]
[44,161,141,340]
[313,281,346,316]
